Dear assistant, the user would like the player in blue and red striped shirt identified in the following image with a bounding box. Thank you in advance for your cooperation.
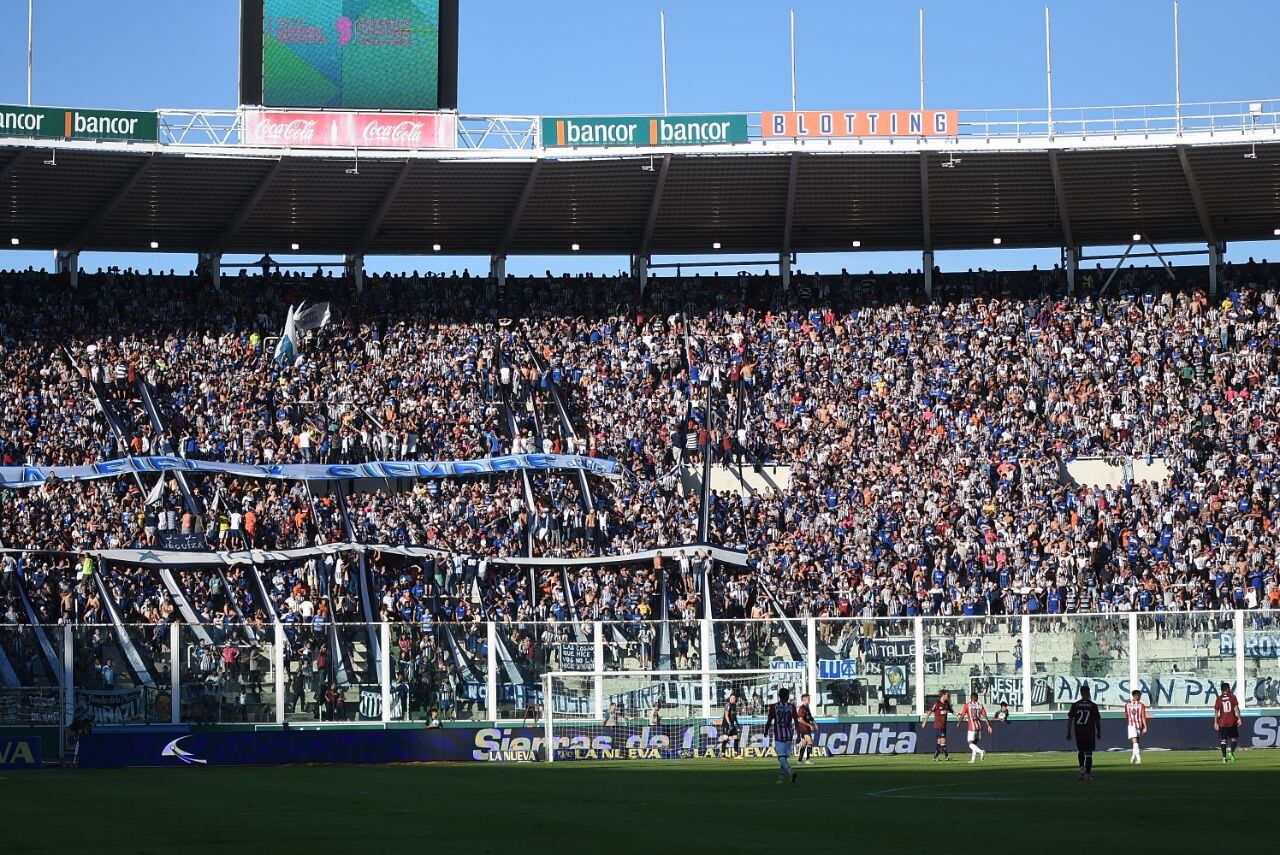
[765,687,799,784]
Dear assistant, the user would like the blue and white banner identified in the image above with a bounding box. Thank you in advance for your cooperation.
[0,452,621,489]
[1220,631,1280,659]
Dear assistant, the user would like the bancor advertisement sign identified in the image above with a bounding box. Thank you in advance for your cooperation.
[242,108,455,148]
[542,114,749,148]
[762,109,958,138]
[0,104,158,142]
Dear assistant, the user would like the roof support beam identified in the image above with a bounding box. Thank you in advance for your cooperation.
[1047,150,1075,250]
[636,153,671,261]
[1176,145,1218,246]
[919,152,932,254]
[64,153,157,254]
[210,158,284,255]
[493,160,542,260]
[781,152,800,258]
[0,149,28,185]
[351,159,414,257]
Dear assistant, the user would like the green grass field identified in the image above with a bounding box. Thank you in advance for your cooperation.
[7,751,1276,853]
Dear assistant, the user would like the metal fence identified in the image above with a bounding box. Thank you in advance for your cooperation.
[2,611,1276,727]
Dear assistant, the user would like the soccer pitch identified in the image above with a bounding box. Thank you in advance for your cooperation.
[8,751,1275,853]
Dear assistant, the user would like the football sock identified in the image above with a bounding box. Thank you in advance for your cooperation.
[1077,750,1085,769]
[934,745,942,758]
[1229,739,1238,754]
[1084,752,1093,773]
[1131,743,1140,759]
[778,754,792,777]
[1220,741,1228,758]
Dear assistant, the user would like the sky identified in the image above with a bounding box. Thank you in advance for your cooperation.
[0,0,1277,276]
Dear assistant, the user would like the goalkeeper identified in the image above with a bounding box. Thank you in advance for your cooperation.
[718,691,742,758]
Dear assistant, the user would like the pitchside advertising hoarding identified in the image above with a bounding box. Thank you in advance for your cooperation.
[542,114,750,148]
[73,715,1280,767]
[762,109,959,138]
[0,104,157,142]
[242,108,455,148]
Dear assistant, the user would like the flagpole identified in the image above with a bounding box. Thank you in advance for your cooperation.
[1045,6,1054,139]
[919,8,925,112]
[660,10,669,116]
[789,9,797,112]
[27,0,34,106]
[1173,0,1182,134]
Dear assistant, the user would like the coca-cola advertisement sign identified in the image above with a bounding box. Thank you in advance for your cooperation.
[243,109,455,149]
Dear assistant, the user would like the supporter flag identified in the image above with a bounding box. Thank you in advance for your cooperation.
[144,474,166,506]
[293,302,332,333]
[273,304,300,366]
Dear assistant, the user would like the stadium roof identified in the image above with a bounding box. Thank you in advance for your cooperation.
[4,109,1280,259]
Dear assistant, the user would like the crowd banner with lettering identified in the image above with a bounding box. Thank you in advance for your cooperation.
[81,688,146,725]
[818,659,859,680]
[558,643,595,672]
[1221,631,1280,659]
[0,104,158,142]
[541,114,749,148]
[984,675,1049,708]
[0,452,620,489]
[761,109,958,138]
[2,541,749,570]
[1051,674,1257,708]
[243,108,455,149]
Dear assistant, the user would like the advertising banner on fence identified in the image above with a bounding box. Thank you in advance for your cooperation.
[0,452,620,489]
[0,104,158,142]
[542,114,749,148]
[762,109,958,138]
[75,714,1280,767]
[1221,631,1280,659]
[243,109,455,148]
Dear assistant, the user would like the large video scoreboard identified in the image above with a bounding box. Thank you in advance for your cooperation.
[240,0,458,110]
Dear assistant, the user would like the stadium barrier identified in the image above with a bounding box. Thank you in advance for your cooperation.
[4,612,1277,736]
[71,714,1280,768]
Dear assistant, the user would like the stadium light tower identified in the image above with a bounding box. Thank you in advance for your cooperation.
[789,9,797,112]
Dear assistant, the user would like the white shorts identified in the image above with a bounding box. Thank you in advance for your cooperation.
[966,729,980,743]
[774,740,793,758]
[1127,725,1143,740]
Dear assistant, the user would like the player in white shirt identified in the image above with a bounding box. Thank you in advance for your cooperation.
[1124,689,1148,764]
[958,692,992,763]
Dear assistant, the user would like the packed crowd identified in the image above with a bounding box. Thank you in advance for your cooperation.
[3,256,1280,691]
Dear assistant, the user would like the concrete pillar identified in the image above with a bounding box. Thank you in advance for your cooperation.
[922,251,934,301]
[779,252,792,291]
[54,250,79,289]
[1065,246,1078,295]
[198,252,221,291]
[345,254,364,295]
[1208,242,1221,297]
[490,254,507,287]
[631,254,649,297]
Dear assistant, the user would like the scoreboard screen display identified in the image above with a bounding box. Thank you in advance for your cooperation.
[240,0,458,110]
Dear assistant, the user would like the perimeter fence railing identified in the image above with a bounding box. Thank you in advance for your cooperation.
[3,612,1276,728]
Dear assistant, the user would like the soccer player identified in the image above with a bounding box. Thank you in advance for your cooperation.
[1124,689,1147,764]
[1066,684,1102,780]
[764,687,798,784]
[796,693,818,765]
[958,692,992,763]
[924,689,954,761]
[1213,681,1242,764]
[718,691,741,759]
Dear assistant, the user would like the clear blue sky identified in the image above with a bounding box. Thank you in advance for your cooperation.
[0,0,1277,276]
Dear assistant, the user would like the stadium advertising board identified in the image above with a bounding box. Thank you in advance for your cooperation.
[542,115,749,148]
[242,109,455,149]
[761,109,958,138]
[75,715,1280,767]
[0,104,157,142]
[244,0,459,110]
[0,737,41,769]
